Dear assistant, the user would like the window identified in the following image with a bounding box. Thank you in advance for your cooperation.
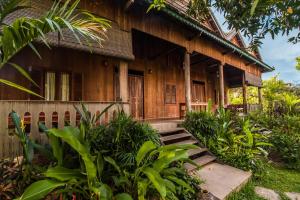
[61,73,70,101]
[165,84,176,104]
[45,72,56,101]
[45,71,71,101]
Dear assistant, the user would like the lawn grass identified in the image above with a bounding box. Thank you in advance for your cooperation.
[228,163,300,200]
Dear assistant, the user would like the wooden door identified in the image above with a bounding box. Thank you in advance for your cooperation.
[192,81,206,102]
[128,74,144,119]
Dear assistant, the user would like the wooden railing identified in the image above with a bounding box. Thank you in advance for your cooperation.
[191,102,209,112]
[180,102,210,118]
[0,100,129,159]
[227,104,262,113]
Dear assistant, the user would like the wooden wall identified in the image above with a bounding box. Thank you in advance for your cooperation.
[0,45,116,101]
[80,0,263,78]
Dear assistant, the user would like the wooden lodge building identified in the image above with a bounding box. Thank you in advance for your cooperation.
[0,0,273,158]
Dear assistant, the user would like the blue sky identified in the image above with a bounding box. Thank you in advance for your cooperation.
[213,11,300,83]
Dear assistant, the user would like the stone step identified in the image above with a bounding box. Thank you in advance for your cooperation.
[188,147,208,157]
[173,139,198,145]
[159,127,186,136]
[160,132,192,143]
[195,163,252,200]
[184,155,216,171]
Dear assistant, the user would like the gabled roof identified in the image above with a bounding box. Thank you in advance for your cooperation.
[225,30,246,49]
[204,11,225,38]
[147,0,274,72]
[225,30,263,60]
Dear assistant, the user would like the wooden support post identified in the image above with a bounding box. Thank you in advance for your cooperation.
[219,63,225,108]
[184,51,192,112]
[242,72,248,113]
[119,61,128,103]
[258,87,262,108]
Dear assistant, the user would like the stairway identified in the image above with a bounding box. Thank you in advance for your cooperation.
[159,127,216,171]
[151,121,252,200]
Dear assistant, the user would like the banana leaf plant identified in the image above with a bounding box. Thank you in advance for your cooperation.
[105,141,199,200]
[13,104,131,199]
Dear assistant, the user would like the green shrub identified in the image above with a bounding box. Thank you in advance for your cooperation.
[183,111,217,146]
[88,111,160,170]
[250,112,300,170]
[10,105,200,200]
[184,109,270,174]
[269,131,300,170]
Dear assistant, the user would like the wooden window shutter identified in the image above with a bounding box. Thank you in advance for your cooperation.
[165,84,176,104]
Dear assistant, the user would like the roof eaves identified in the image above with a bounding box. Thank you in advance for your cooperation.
[161,7,274,72]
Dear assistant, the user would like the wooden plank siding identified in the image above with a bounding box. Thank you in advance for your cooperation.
[80,0,262,77]
[0,45,117,102]
[0,0,264,121]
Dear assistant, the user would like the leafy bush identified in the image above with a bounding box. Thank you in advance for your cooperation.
[183,111,217,146]
[184,109,271,174]
[250,112,300,170]
[9,104,200,200]
[269,131,300,170]
[88,111,160,170]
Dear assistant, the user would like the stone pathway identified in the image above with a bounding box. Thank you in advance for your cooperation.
[285,192,300,200]
[255,187,300,200]
[255,187,280,200]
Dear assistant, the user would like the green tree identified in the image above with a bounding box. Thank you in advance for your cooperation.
[0,0,110,96]
[296,57,300,71]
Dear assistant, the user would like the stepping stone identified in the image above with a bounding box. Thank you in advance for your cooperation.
[285,192,300,200]
[255,187,280,200]
[193,162,252,200]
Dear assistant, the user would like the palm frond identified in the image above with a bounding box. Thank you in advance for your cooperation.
[0,79,43,98]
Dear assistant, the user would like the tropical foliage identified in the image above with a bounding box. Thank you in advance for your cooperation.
[296,56,300,71]
[229,87,259,105]
[1,104,200,200]
[247,76,300,170]
[183,108,271,174]
[0,0,110,96]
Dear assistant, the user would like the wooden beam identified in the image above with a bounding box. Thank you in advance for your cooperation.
[242,72,248,113]
[245,62,256,66]
[219,63,225,108]
[119,61,128,103]
[148,47,179,60]
[191,57,211,66]
[222,49,235,55]
[184,51,192,112]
